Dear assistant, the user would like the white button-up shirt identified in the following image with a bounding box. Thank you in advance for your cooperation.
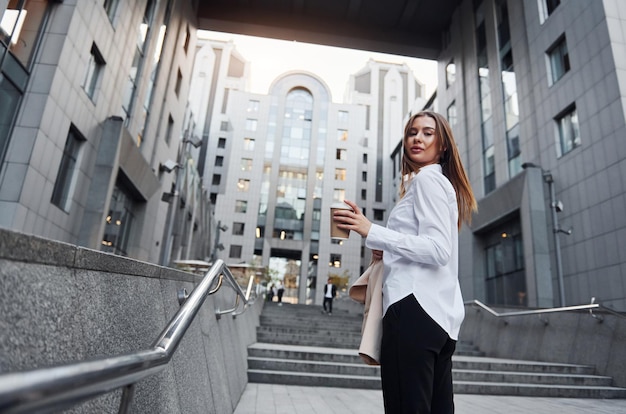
[365,164,465,340]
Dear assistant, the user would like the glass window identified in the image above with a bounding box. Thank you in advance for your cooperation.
[142,1,170,136]
[484,146,496,193]
[484,230,527,306]
[232,222,245,235]
[373,209,384,221]
[547,36,570,85]
[333,188,345,202]
[237,179,250,192]
[182,24,190,53]
[122,0,155,121]
[362,153,368,164]
[362,171,367,182]
[336,148,346,160]
[556,106,580,157]
[220,121,229,131]
[247,100,260,112]
[538,0,560,24]
[51,126,84,211]
[1,1,49,67]
[102,176,136,256]
[246,118,258,131]
[335,168,346,181]
[0,74,21,165]
[215,155,223,166]
[447,101,457,126]
[164,115,173,145]
[338,110,349,125]
[446,60,456,88]
[218,137,226,148]
[241,158,253,171]
[174,69,182,96]
[337,129,348,141]
[103,0,120,22]
[330,254,342,268]
[83,43,105,100]
[229,245,242,258]
[361,189,366,200]
[212,174,221,185]
[235,200,248,213]
[243,137,255,151]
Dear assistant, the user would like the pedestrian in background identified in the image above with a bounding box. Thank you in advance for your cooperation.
[276,280,285,305]
[322,277,337,315]
[266,283,275,302]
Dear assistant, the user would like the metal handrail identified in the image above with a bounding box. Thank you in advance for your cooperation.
[465,297,626,323]
[0,259,251,414]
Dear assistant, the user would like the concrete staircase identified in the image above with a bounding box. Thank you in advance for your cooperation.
[248,302,626,398]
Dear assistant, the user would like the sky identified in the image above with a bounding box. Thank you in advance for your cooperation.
[198,30,439,104]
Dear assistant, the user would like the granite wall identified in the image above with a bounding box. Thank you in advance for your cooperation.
[460,301,626,388]
[0,228,262,413]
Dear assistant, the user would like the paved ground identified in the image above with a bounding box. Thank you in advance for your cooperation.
[234,383,626,414]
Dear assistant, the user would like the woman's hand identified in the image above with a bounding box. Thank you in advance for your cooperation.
[371,249,383,261]
[333,200,372,238]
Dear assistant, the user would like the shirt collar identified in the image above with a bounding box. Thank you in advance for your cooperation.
[403,163,442,181]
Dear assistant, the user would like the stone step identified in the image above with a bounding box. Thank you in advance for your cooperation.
[453,355,597,375]
[247,369,626,398]
[453,381,626,399]
[453,369,613,386]
[256,331,361,348]
[248,343,369,364]
[258,323,361,334]
[248,369,380,390]
[248,356,380,377]
[248,304,626,398]
[249,343,595,376]
[249,355,611,386]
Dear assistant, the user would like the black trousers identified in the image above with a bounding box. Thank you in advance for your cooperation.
[323,297,333,313]
[380,294,456,414]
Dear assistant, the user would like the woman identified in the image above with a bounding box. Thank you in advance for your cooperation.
[334,110,476,413]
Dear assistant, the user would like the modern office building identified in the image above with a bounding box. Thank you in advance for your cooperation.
[0,1,211,265]
[3,0,626,312]
[430,0,626,310]
[193,37,427,303]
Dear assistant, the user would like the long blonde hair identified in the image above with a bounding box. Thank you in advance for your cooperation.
[400,110,477,228]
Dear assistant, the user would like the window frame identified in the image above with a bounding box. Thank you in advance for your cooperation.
[555,105,580,157]
[546,35,570,85]
[83,43,106,100]
[51,126,85,212]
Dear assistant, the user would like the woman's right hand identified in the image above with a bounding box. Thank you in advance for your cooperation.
[372,249,383,261]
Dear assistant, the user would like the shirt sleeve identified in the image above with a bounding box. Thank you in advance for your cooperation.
[365,171,453,266]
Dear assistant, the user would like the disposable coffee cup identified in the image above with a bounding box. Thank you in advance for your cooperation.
[330,202,352,240]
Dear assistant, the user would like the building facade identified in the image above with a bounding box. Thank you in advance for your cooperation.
[195,41,426,303]
[0,0,211,265]
[5,0,625,313]
[434,0,626,310]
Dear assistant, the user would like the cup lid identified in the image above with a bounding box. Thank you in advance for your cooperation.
[330,201,351,209]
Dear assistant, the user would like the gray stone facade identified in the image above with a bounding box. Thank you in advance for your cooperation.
[0,227,262,412]
[438,0,626,310]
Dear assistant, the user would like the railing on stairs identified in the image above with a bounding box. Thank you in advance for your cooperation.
[0,259,254,414]
[465,297,626,323]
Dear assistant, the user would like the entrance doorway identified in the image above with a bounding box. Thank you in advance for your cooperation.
[269,249,302,304]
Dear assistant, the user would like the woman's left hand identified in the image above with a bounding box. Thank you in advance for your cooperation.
[333,200,372,238]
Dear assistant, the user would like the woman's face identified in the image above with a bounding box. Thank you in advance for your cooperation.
[405,115,444,168]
